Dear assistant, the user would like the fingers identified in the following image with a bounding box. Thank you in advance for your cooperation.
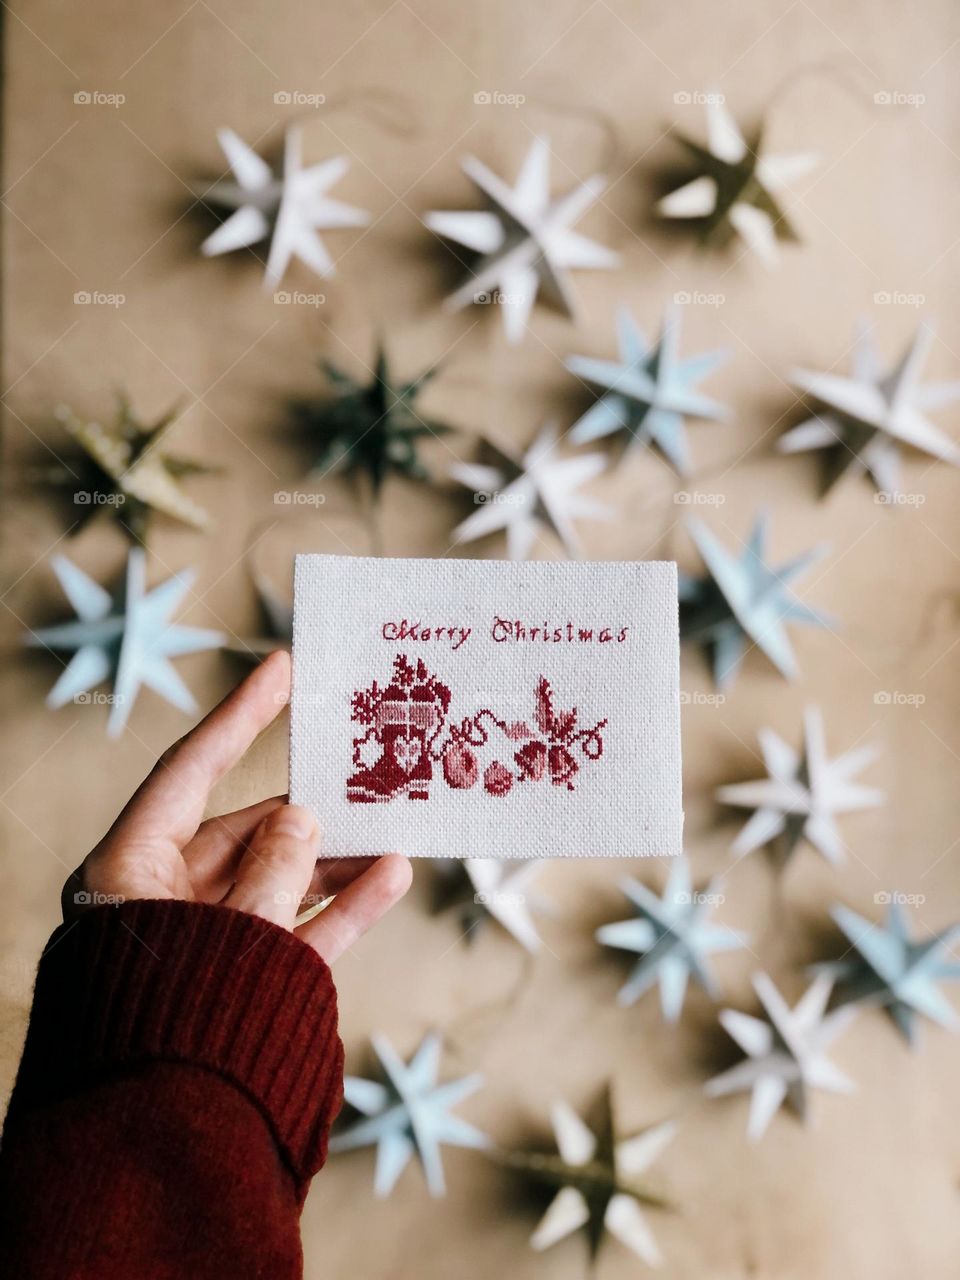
[105,650,291,852]
[296,854,412,964]
[221,804,321,928]
[182,795,288,898]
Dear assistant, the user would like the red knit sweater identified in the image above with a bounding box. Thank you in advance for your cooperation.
[0,899,345,1279]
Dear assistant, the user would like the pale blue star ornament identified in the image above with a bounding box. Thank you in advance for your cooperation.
[818,901,960,1045]
[596,859,748,1021]
[24,549,224,737]
[329,1032,488,1197]
[679,513,832,687]
[566,307,728,474]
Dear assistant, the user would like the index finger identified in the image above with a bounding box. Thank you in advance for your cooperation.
[103,649,292,851]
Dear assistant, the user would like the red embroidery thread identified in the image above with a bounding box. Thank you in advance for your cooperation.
[347,656,607,804]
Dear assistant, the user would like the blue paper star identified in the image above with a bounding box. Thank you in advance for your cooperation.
[566,307,728,474]
[595,860,748,1021]
[329,1032,488,1197]
[679,512,832,687]
[819,902,960,1045]
[24,549,223,737]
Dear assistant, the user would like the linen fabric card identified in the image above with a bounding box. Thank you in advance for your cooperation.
[290,555,682,858]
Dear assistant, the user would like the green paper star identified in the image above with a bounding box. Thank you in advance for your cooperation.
[52,393,216,544]
[294,347,450,495]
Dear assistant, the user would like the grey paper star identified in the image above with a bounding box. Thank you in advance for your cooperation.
[780,320,960,497]
[705,972,856,1141]
[679,513,831,687]
[500,1087,674,1267]
[425,135,618,343]
[200,126,368,288]
[596,859,748,1021]
[24,549,224,736]
[818,901,959,1044]
[658,98,817,267]
[329,1033,488,1197]
[717,707,884,868]
[566,307,728,474]
[450,423,610,559]
[294,346,450,496]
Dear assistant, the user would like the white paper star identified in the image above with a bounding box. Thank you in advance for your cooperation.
[596,859,748,1021]
[717,707,884,867]
[450,423,610,559]
[658,98,817,267]
[24,549,224,737]
[518,1091,674,1267]
[780,320,960,496]
[566,306,729,474]
[329,1032,488,1197]
[426,135,619,343]
[201,126,369,288]
[463,859,548,952]
[705,972,856,1141]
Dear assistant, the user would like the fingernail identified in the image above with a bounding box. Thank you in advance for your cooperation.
[270,806,315,839]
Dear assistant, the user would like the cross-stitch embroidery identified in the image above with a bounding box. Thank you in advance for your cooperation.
[347,654,607,804]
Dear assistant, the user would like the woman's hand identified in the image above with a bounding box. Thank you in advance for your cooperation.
[62,649,412,964]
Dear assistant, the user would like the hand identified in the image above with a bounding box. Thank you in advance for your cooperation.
[63,649,412,964]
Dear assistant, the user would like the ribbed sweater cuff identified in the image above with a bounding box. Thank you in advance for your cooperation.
[10,900,344,1184]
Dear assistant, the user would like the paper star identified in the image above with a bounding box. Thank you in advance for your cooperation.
[678,513,831,687]
[294,347,450,495]
[705,973,856,1141]
[566,307,728,474]
[780,320,960,497]
[717,707,883,867]
[53,395,214,544]
[501,1087,674,1267]
[200,126,369,288]
[450,423,610,559]
[432,858,549,952]
[24,549,224,737]
[425,135,618,343]
[817,902,959,1044]
[329,1032,488,1197]
[658,98,817,266]
[596,859,748,1021]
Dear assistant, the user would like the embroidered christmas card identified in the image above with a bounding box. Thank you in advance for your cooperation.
[290,555,682,858]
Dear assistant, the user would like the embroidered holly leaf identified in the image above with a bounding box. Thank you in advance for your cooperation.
[535,677,555,736]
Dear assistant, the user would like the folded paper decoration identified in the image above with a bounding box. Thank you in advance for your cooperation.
[290,555,682,858]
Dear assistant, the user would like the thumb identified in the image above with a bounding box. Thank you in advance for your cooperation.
[221,804,321,929]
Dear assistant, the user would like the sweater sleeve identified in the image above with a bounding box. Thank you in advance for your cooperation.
[0,899,344,1280]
